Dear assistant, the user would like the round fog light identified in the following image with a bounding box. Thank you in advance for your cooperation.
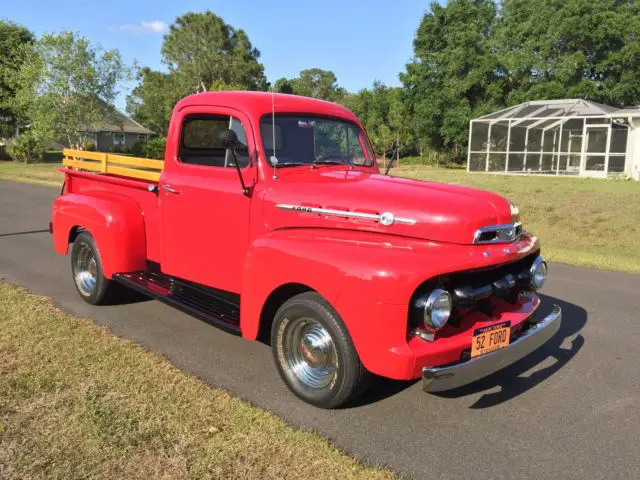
[424,289,452,330]
[530,256,547,289]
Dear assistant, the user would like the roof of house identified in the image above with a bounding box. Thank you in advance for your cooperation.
[84,99,154,135]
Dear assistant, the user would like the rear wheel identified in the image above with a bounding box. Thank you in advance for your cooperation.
[70,231,115,305]
[271,292,370,408]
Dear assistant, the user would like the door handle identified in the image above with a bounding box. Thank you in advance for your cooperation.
[163,184,180,194]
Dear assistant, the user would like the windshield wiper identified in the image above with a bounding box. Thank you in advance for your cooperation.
[275,162,306,168]
[312,159,348,166]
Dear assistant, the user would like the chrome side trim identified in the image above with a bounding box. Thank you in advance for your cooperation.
[276,204,417,226]
[473,222,522,244]
[423,305,562,392]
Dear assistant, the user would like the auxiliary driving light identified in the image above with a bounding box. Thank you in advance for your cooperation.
[423,289,452,330]
[529,256,548,290]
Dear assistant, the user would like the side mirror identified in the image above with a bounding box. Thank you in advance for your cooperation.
[218,128,249,196]
[219,129,238,149]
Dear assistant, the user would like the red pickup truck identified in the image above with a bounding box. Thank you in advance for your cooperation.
[51,91,561,408]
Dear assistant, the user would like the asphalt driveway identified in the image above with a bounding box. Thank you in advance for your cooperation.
[0,179,638,479]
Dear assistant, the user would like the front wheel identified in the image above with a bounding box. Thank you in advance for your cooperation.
[271,292,371,408]
[70,231,116,305]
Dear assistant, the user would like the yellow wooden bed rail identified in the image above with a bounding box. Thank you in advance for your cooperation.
[62,149,164,182]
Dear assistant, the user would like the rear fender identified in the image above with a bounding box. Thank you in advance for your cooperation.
[52,192,146,277]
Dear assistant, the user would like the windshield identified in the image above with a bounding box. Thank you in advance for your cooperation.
[260,115,374,167]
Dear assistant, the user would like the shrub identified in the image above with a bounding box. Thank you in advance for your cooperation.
[42,150,64,163]
[140,136,166,159]
[0,145,11,160]
[129,140,143,157]
[9,132,45,163]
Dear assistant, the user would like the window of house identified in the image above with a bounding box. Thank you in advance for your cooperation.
[113,132,125,146]
[179,115,250,168]
[138,134,148,141]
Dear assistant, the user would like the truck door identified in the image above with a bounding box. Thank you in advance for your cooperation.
[159,105,256,293]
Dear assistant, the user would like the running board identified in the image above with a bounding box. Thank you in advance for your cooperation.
[113,271,241,334]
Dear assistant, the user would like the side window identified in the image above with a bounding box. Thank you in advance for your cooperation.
[180,114,250,168]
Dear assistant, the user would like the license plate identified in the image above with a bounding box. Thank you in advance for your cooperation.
[471,321,511,358]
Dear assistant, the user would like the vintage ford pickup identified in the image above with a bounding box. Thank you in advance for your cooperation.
[51,91,561,408]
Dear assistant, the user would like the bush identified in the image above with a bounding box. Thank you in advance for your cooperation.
[129,140,143,157]
[384,153,465,169]
[140,136,166,159]
[0,145,11,160]
[9,132,45,163]
[42,150,64,163]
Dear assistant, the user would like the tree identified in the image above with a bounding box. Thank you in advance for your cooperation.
[496,0,640,107]
[343,82,406,160]
[0,21,34,138]
[275,69,346,101]
[161,11,267,93]
[8,31,126,150]
[274,77,295,94]
[293,69,346,101]
[401,0,506,159]
[126,67,185,135]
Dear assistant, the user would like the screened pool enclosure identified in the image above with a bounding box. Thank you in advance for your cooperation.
[467,99,636,178]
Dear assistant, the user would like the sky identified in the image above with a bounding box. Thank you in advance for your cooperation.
[2,0,434,112]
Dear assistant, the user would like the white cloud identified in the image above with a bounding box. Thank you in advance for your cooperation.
[119,20,169,35]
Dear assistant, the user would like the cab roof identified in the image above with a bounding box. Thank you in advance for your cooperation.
[175,91,359,123]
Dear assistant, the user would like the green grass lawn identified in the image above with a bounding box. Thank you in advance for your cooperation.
[0,282,395,479]
[394,165,640,274]
[1,161,638,274]
[0,161,63,186]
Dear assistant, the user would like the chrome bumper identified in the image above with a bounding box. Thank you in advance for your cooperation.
[423,305,562,392]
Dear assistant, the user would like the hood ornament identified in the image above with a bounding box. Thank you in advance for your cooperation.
[276,204,416,226]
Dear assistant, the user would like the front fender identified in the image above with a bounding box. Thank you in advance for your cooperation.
[240,228,429,377]
[240,228,541,379]
[52,192,146,277]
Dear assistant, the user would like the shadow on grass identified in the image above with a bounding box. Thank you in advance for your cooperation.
[350,294,585,408]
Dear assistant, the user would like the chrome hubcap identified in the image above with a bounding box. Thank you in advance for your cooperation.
[284,318,337,389]
[74,243,97,296]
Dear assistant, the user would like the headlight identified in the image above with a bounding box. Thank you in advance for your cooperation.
[529,256,547,289]
[423,288,452,330]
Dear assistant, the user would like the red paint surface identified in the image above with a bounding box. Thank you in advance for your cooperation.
[52,92,541,380]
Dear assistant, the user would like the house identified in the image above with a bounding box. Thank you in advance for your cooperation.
[83,101,155,152]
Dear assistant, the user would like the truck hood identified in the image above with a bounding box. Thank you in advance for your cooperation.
[262,168,516,245]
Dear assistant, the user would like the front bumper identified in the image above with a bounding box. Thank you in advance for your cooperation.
[423,305,561,392]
